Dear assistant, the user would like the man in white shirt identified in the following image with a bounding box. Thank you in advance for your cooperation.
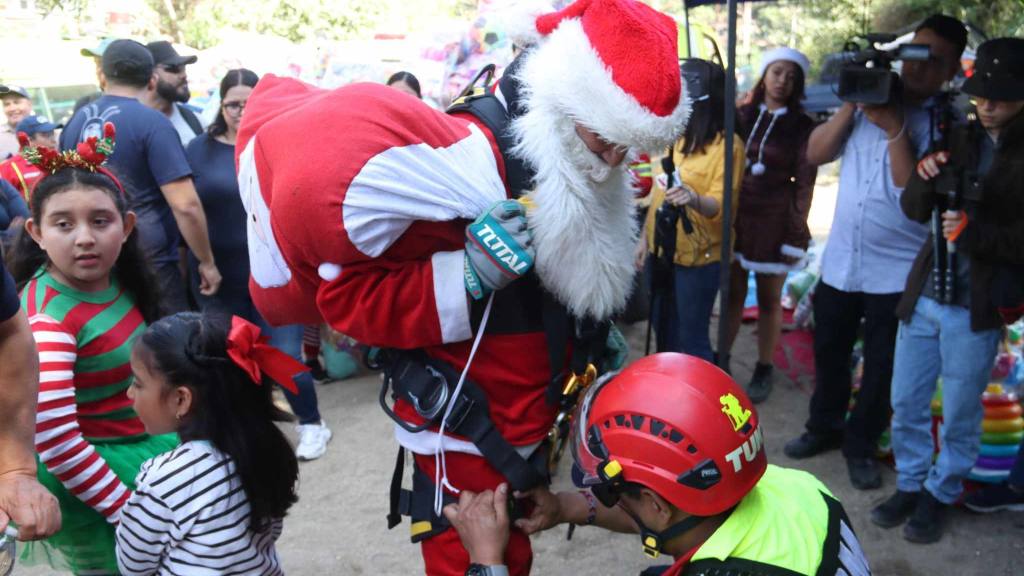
[142,41,204,145]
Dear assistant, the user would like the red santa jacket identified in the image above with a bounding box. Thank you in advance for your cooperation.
[237,76,557,446]
[0,154,42,199]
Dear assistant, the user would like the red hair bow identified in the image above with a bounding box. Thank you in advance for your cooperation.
[225,316,308,394]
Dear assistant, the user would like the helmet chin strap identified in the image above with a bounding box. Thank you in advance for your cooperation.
[625,509,710,559]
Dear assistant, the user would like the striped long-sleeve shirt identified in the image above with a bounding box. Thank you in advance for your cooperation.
[116,441,284,576]
[22,271,148,522]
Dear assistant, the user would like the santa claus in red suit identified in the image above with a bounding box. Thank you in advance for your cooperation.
[236,0,688,573]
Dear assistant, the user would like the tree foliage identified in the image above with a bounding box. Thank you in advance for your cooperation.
[657,0,1024,81]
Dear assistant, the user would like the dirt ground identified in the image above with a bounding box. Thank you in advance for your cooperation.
[18,174,1024,575]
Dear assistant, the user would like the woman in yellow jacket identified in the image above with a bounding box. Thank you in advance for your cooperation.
[640,59,744,362]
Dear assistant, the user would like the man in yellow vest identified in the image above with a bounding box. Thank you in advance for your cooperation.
[444,353,871,576]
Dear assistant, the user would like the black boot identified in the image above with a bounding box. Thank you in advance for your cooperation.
[305,358,329,384]
[713,352,731,375]
[746,362,773,403]
[903,490,947,544]
[871,490,920,528]
[846,457,882,490]
[783,432,842,459]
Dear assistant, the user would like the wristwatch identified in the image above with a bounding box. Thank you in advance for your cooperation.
[466,564,510,576]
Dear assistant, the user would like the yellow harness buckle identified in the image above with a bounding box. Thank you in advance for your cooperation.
[410,521,433,538]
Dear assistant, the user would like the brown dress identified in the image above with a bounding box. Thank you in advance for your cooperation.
[733,102,817,274]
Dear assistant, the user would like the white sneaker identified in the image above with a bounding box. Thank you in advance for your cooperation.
[295,420,332,461]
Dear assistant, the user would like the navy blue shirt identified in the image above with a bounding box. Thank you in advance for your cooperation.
[0,178,28,239]
[60,95,192,264]
[0,261,18,322]
[185,134,257,320]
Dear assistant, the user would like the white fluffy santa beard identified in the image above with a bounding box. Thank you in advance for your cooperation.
[511,109,639,322]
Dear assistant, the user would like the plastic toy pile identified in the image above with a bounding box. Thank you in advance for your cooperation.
[967,321,1024,483]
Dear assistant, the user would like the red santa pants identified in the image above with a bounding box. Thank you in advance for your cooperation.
[413,451,535,576]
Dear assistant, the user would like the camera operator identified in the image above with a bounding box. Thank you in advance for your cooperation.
[785,15,967,492]
[871,37,1024,544]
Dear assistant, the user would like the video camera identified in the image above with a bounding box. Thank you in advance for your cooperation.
[838,33,930,105]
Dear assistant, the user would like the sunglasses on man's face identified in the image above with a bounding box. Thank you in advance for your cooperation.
[160,64,185,75]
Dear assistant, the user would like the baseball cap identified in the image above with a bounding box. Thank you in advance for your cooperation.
[81,38,115,59]
[146,41,198,67]
[962,38,1024,101]
[16,115,61,136]
[0,85,30,100]
[101,39,155,84]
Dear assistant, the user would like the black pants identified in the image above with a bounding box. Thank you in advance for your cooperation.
[806,281,901,459]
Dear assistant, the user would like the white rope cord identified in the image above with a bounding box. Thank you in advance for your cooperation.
[433,291,496,516]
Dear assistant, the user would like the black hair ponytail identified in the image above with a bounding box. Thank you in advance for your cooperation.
[137,312,299,532]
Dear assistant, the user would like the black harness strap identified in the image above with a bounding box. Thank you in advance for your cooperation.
[386,447,406,529]
[447,91,533,198]
[381,350,548,493]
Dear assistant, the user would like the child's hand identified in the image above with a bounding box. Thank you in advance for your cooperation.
[916,151,949,181]
[941,210,967,242]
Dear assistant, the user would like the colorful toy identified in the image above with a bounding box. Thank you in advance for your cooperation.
[969,384,1023,483]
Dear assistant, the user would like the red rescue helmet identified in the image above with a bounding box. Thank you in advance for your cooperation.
[570,353,767,517]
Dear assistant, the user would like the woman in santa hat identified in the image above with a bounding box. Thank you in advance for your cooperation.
[721,47,818,403]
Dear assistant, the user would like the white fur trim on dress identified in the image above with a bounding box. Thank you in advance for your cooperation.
[515,18,689,152]
[511,109,639,321]
[736,244,808,275]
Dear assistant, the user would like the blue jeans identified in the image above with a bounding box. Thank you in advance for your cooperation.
[261,322,323,426]
[1010,440,1024,488]
[891,296,1000,503]
[651,261,720,362]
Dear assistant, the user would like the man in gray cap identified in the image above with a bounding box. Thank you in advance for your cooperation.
[0,85,34,159]
[143,41,204,146]
[60,39,221,313]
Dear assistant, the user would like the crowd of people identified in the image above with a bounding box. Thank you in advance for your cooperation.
[0,0,1020,575]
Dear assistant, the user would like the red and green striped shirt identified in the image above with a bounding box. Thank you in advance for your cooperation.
[22,269,147,521]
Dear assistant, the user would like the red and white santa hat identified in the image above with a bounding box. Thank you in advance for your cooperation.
[513,0,688,152]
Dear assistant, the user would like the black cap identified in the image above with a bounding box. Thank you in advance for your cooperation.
[962,38,1024,101]
[102,39,155,84]
[145,41,198,67]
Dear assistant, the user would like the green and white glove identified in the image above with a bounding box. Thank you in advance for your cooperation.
[464,200,535,300]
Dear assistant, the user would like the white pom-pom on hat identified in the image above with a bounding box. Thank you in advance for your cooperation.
[500,0,555,49]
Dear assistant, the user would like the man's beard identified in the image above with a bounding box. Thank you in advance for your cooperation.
[157,79,189,104]
[563,124,614,185]
[510,112,638,321]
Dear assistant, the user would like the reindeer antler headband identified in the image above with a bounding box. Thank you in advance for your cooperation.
[19,122,125,195]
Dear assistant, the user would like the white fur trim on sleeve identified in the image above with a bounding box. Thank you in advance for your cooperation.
[238,135,293,289]
[343,124,506,258]
[516,18,689,152]
[431,250,472,344]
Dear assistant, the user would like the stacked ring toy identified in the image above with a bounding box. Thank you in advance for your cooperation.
[969,384,1023,484]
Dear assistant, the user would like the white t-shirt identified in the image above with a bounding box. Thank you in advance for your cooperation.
[115,440,284,576]
[168,105,201,146]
